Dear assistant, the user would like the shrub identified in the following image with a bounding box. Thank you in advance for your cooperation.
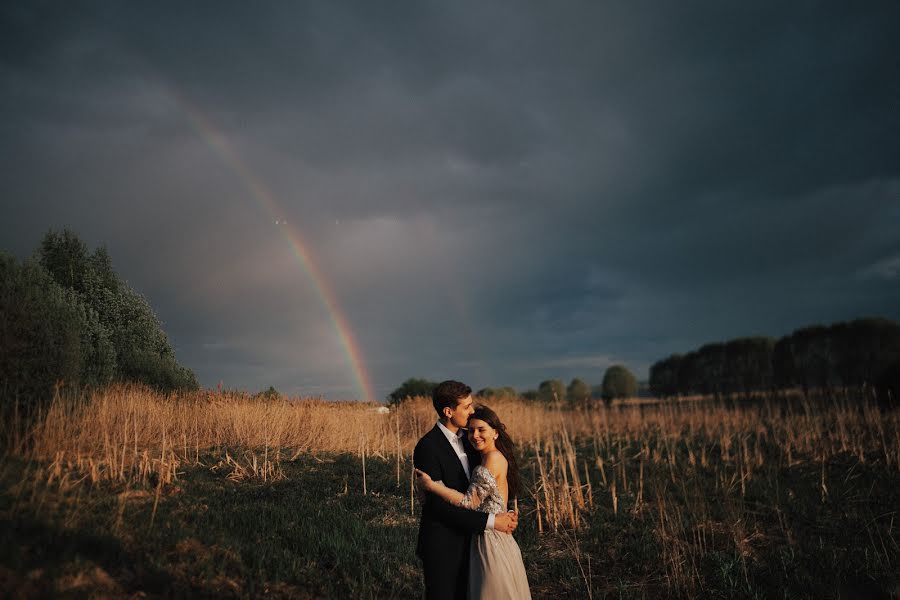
[601,365,637,403]
[0,254,114,431]
[388,378,437,405]
[37,229,198,393]
[538,379,566,403]
[566,378,591,406]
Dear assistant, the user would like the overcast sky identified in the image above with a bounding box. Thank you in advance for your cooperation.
[2,2,899,400]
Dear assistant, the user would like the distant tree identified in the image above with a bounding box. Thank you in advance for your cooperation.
[724,337,775,395]
[38,229,92,294]
[677,351,701,395]
[652,317,900,400]
[601,365,637,404]
[65,287,117,389]
[649,354,682,398]
[831,318,900,388]
[88,246,119,294]
[477,386,517,400]
[255,385,280,400]
[695,343,727,396]
[772,337,796,390]
[521,389,539,401]
[0,254,116,435]
[775,318,900,396]
[877,359,900,406]
[37,229,198,392]
[566,378,591,406]
[537,379,566,404]
[658,339,774,397]
[388,377,437,405]
[779,325,833,394]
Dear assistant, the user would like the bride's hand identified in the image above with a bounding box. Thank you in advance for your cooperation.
[413,468,434,492]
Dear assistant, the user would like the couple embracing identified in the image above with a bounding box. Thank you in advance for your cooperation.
[414,380,531,599]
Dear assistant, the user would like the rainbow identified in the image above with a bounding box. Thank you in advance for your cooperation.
[167,91,376,402]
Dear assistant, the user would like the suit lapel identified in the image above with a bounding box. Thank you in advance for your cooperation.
[430,425,469,486]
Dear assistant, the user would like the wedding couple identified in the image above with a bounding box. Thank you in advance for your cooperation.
[413,380,531,599]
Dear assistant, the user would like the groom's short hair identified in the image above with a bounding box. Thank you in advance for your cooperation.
[432,380,472,417]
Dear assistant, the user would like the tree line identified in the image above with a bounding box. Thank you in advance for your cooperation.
[1,229,198,421]
[387,364,639,406]
[649,318,900,398]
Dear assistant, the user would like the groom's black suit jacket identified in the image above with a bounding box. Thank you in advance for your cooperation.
[414,424,488,600]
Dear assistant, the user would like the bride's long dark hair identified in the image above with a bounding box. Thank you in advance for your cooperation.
[471,405,521,500]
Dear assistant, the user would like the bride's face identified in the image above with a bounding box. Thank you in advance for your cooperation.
[467,418,498,454]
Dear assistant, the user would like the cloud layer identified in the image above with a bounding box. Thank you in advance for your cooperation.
[2,2,898,399]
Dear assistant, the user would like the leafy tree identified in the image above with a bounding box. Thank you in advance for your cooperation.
[772,338,796,390]
[537,379,565,403]
[788,325,834,394]
[0,254,115,435]
[255,385,281,400]
[38,229,92,294]
[775,319,900,396]
[521,389,539,401]
[477,386,517,400]
[388,377,437,405]
[37,229,197,392]
[497,386,518,398]
[107,285,180,384]
[725,337,775,394]
[649,354,682,398]
[65,287,117,388]
[566,378,591,406]
[651,317,900,399]
[877,359,900,405]
[88,246,119,294]
[601,365,637,404]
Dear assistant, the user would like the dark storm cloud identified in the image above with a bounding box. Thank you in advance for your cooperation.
[2,1,899,398]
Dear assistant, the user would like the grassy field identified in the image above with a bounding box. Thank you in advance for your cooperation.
[1,387,898,598]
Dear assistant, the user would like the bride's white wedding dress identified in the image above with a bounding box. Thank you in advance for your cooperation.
[461,465,531,599]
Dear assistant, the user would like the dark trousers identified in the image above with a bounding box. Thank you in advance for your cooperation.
[421,539,469,600]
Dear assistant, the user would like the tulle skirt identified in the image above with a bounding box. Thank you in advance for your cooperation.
[469,529,531,599]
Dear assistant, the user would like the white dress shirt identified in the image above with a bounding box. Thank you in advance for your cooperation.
[436,421,496,531]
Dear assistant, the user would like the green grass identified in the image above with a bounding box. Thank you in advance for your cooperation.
[1,443,899,598]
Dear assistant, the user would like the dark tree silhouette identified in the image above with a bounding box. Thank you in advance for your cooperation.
[388,378,437,405]
[601,365,637,404]
[537,379,566,403]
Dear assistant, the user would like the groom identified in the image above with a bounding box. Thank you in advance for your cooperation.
[414,380,518,600]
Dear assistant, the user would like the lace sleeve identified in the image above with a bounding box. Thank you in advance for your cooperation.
[459,467,492,509]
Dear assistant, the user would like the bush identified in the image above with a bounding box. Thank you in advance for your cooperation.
[388,378,437,405]
[37,229,198,393]
[255,386,281,400]
[0,254,114,430]
[477,386,517,400]
[566,378,591,406]
[538,379,566,403]
[657,318,900,398]
[601,365,637,403]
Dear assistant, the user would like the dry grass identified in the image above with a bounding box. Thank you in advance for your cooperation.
[4,384,899,597]
[10,385,900,500]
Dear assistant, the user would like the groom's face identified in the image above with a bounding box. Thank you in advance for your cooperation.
[444,394,474,430]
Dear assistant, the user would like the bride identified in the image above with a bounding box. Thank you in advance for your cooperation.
[416,405,532,599]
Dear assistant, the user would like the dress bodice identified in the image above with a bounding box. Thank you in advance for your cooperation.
[460,465,507,515]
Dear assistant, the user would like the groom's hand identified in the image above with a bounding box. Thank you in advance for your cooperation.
[494,511,518,534]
